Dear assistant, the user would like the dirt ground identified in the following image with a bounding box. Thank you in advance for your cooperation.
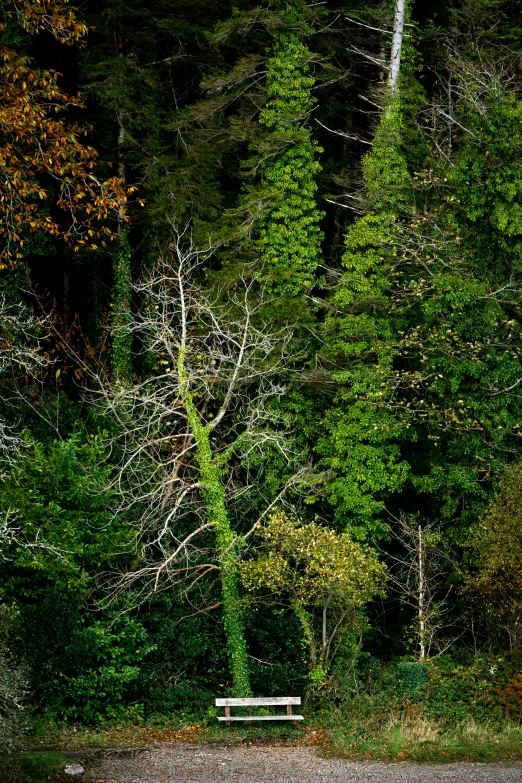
[88,742,522,783]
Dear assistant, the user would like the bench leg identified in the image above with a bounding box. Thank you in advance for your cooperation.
[287,704,297,726]
[225,706,230,727]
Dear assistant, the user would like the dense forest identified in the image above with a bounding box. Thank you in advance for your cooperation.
[2,0,522,753]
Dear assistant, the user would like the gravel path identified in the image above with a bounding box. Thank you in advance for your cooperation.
[90,743,522,783]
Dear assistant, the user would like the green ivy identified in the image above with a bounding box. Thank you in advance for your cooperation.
[256,32,324,296]
[111,229,134,382]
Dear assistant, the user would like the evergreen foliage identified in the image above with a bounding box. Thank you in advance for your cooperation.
[320,98,412,538]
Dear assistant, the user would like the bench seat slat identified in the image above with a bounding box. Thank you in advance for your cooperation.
[217,715,304,721]
[215,697,301,707]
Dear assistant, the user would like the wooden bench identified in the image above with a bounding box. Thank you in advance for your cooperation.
[215,697,303,726]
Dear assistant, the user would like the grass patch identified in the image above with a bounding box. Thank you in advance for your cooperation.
[0,753,71,783]
[24,715,522,762]
[326,716,522,762]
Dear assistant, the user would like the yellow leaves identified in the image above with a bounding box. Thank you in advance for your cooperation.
[240,511,386,608]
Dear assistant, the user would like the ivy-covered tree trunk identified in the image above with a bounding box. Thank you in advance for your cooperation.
[319,3,414,537]
[194,429,251,697]
[112,228,133,382]
[197,448,251,696]
[112,115,133,382]
[178,328,251,696]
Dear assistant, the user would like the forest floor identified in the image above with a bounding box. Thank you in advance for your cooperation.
[85,742,522,782]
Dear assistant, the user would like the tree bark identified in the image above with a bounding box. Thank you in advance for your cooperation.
[388,0,406,94]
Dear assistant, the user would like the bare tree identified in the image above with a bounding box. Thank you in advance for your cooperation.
[384,513,458,660]
[93,227,308,695]
[420,48,519,163]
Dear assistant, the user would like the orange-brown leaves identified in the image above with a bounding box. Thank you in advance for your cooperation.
[0,0,128,266]
[496,674,522,722]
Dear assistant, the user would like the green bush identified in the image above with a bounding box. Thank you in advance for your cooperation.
[18,593,153,723]
[423,652,512,727]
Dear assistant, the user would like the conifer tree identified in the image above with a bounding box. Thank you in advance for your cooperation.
[80,0,162,379]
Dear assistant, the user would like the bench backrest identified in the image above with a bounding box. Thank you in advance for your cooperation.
[215,697,300,707]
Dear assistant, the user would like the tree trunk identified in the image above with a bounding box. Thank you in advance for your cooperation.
[417,524,426,660]
[185,395,251,696]
[388,0,406,94]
